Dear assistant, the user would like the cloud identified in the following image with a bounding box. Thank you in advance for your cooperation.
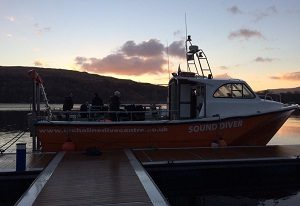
[271,72,300,81]
[168,40,185,58]
[264,47,280,51]
[75,39,186,76]
[34,60,43,67]
[218,66,229,70]
[270,76,281,80]
[214,73,232,79]
[34,23,51,36]
[228,28,263,40]
[173,30,182,37]
[254,57,276,63]
[120,39,164,57]
[6,33,13,38]
[75,57,88,65]
[282,72,300,81]
[254,6,278,22]
[76,54,166,75]
[227,6,242,14]
[5,16,15,22]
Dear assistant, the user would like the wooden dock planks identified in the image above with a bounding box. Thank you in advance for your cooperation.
[32,151,154,206]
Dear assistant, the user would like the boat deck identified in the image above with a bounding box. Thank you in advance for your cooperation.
[16,150,168,206]
[134,145,300,165]
[0,152,54,172]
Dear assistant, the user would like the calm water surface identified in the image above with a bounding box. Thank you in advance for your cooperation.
[0,108,300,206]
[168,116,300,206]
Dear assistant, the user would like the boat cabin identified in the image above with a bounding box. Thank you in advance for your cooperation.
[168,72,258,120]
[167,71,289,120]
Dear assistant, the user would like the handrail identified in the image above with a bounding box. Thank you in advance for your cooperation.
[37,108,179,122]
[263,92,282,102]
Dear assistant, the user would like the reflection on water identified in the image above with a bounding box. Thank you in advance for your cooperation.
[168,192,300,206]
[269,116,300,145]
[163,178,300,206]
[0,110,300,205]
[0,131,31,153]
[0,111,31,153]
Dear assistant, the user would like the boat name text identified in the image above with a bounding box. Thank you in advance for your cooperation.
[188,120,243,133]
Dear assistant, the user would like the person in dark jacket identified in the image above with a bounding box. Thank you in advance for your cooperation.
[91,93,103,110]
[80,101,89,118]
[63,93,73,111]
[109,91,120,121]
[63,93,73,120]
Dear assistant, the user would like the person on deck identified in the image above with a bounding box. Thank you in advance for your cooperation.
[109,91,121,121]
[63,93,73,120]
[91,93,103,110]
[80,101,89,118]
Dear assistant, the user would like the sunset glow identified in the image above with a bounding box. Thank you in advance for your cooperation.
[1,0,300,91]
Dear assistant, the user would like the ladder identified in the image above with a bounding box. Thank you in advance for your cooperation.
[186,35,213,78]
[28,70,52,119]
[40,83,52,118]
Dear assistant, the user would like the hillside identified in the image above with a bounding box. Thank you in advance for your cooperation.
[261,87,300,94]
[1,66,299,106]
[0,66,168,104]
[257,89,300,105]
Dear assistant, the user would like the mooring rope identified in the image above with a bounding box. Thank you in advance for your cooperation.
[0,130,27,154]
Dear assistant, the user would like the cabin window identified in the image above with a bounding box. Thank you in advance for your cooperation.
[213,83,255,99]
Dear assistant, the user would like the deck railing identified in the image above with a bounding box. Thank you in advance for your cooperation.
[37,104,172,122]
[261,93,282,102]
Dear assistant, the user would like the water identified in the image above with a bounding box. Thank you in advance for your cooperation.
[164,116,300,206]
[268,116,300,145]
[0,107,300,205]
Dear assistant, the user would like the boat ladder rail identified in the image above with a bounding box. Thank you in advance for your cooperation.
[261,91,282,103]
[185,35,213,78]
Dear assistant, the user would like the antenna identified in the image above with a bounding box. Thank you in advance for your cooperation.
[185,13,188,71]
[185,13,188,44]
[166,41,170,80]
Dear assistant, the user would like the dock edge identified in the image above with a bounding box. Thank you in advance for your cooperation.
[125,149,169,206]
[15,152,65,206]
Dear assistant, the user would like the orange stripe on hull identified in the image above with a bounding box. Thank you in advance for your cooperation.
[36,109,294,152]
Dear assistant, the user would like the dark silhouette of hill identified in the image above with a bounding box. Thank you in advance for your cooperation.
[259,87,300,94]
[1,66,299,107]
[0,66,167,104]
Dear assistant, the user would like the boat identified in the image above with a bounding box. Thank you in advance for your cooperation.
[28,35,299,152]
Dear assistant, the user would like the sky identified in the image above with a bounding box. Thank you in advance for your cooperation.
[1,0,300,91]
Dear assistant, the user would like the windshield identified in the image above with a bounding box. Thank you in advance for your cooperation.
[213,83,255,98]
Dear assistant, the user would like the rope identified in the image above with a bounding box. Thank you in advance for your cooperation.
[40,84,52,119]
[0,130,27,154]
